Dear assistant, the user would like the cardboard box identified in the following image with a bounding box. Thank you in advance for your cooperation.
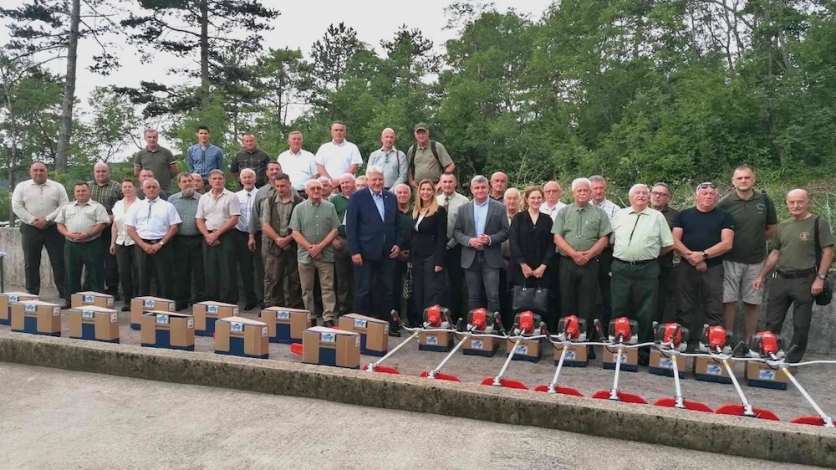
[70,291,114,309]
[693,356,732,384]
[193,301,238,337]
[260,307,310,343]
[215,316,269,359]
[338,313,389,357]
[507,337,542,363]
[302,327,360,369]
[602,345,639,372]
[140,310,195,351]
[419,330,454,352]
[10,300,61,337]
[68,306,119,343]
[131,296,175,330]
[648,349,686,378]
[0,292,38,325]
[745,361,787,390]
[553,343,588,367]
[462,334,500,357]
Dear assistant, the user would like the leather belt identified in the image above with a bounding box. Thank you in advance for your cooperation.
[614,258,655,266]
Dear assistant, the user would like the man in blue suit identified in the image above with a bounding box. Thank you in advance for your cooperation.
[346,165,403,336]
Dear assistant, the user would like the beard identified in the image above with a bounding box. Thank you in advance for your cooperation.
[182,187,195,198]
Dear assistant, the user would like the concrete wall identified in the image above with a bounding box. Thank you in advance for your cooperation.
[0,227,832,353]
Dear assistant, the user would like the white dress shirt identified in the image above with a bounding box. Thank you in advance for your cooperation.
[11,179,69,224]
[126,197,182,240]
[235,187,257,232]
[277,149,318,191]
[540,201,567,222]
[315,140,363,178]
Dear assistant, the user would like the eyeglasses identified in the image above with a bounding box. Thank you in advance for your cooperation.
[697,182,716,189]
[650,191,670,197]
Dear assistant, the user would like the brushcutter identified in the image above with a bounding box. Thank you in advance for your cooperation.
[711,327,780,421]
[480,311,544,390]
[651,322,713,413]
[752,337,833,427]
[591,317,648,404]
[363,306,452,374]
[534,315,585,396]
[419,318,467,381]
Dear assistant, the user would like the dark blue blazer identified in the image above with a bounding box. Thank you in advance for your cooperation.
[346,188,402,261]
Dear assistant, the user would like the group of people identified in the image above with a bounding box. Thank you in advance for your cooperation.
[10,121,832,363]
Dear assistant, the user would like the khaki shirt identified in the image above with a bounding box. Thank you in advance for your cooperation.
[289,199,340,264]
[611,207,673,262]
[552,203,612,252]
[411,141,453,183]
[196,189,240,231]
[55,200,110,240]
[261,193,297,237]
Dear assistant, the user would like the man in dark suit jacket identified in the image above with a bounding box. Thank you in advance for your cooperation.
[346,165,403,335]
[453,175,510,316]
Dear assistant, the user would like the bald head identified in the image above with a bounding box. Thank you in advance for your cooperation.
[381,128,396,150]
[490,172,508,198]
[787,189,808,200]
[94,162,111,184]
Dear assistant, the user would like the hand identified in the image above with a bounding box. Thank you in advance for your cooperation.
[277,236,291,249]
[521,264,533,278]
[752,276,765,291]
[32,217,48,229]
[77,232,90,242]
[332,237,344,250]
[479,234,491,246]
[150,242,163,254]
[434,265,443,273]
[468,238,484,249]
[247,235,256,251]
[142,242,156,254]
[570,251,587,266]
[352,254,363,266]
[109,244,116,255]
[397,250,409,262]
[695,261,707,272]
[205,233,217,246]
[308,243,323,258]
[209,239,221,247]
[533,265,547,278]
[389,245,400,259]
[812,277,825,295]
[686,251,704,266]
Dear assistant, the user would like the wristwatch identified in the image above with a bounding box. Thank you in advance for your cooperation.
[702,252,709,260]
[158,241,165,246]
[817,273,827,280]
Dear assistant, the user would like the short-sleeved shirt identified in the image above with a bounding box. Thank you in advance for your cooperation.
[196,189,241,231]
[772,215,835,271]
[126,197,182,240]
[611,207,673,262]
[289,199,340,264]
[673,207,735,267]
[314,141,363,178]
[368,148,407,189]
[552,203,612,252]
[168,191,201,236]
[88,180,123,214]
[656,205,679,267]
[261,194,297,238]
[409,141,453,183]
[717,190,778,264]
[277,149,318,191]
[230,149,271,187]
[55,200,110,241]
[133,146,176,191]
[593,199,620,223]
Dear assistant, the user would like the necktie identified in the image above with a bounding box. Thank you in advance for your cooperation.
[444,196,449,208]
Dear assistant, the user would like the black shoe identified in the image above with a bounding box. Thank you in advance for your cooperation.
[175,303,188,311]
[638,354,650,367]
[244,302,257,311]
[309,319,318,328]
[388,329,402,337]
[259,302,266,310]
[323,320,335,328]
[587,346,596,360]
[61,303,72,310]
[121,305,130,312]
[338,308,349,318]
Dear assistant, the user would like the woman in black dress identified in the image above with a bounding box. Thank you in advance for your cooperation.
[410,179,448,312]
[509,186,555,294]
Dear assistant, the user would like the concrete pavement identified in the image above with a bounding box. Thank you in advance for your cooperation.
[0,363,819,470]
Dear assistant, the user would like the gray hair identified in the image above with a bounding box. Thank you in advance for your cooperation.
[629,184,649,195]
[393,183,410,193]
[365,164,385,177]
[340,173,355,182]
[504,188,521,199]
[470,175,488,186]
[589,175,606,184]
[239,168,256,178]
[208,169,225,178]
[305,179,323,191]
[571,178,592,191]
[142,178,160,189]
[317,176,331,184]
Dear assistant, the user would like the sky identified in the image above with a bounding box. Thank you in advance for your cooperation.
[1,0,553,151]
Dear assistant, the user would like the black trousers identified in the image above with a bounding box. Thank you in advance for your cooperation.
[597,247,614,326]
[203,231,237,304]
[174,234,205,305]
[354,256,396,327]
[115,243,138,302]
[232,230,257,305]
[82,225,119,295]
[444,245,466,321]
[20,223,65,298]
[559,257,600,338]
[412,255,445,318]
[135,241,174,299]
[765,273,815,363]
[65,239,103,298]
[675,262,724,332]
[655,264,678,323]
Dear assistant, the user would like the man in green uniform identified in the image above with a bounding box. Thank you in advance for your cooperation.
[753,189,833,363]
[261,173,304,309]
[330,174,356,315]
[610,184,674,364]
[55,182,111,308]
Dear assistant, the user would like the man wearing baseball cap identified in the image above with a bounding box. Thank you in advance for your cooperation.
[406,123,455,188]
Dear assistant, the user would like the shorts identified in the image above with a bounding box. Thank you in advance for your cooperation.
[722,260,765,305]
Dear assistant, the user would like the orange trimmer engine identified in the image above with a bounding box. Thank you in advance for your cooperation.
[467,308,497,333]
[654,322,688,351]
[749,331,783,358]
[423,305,451,329]
[608,317,639,344]
[699,324,733,353]
[556,315,586,342]
[513,311,541,336]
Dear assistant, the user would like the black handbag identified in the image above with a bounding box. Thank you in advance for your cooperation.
[512,283,549,313]
[813,217,832,306]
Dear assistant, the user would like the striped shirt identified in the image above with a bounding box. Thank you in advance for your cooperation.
[88,179,123,214]
[595,199,620,223]
[168,192,201,236]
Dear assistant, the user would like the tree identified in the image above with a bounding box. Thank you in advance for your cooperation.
[75,87,143,164]
[308,23,365,110]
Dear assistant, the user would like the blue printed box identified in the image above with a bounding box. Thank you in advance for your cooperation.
[0,292,38,325]
[68,306,119,343]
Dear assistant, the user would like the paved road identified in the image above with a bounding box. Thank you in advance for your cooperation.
[0,364,819,470]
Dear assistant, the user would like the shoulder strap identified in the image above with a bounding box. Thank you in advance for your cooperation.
[814,216,822,270]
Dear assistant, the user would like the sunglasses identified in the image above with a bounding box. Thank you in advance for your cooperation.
[697,182,716,190]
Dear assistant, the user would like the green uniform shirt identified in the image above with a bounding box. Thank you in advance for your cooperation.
[330,193,350,238]
[409,141,453,183]
[54,200,111,240]
[611,207,674,262]
[289,199,340,264]
[772,215,835,271]
[717,190,777,264]
[261,193,297,237]
[133,146,176,191]
[552,203,612,252]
